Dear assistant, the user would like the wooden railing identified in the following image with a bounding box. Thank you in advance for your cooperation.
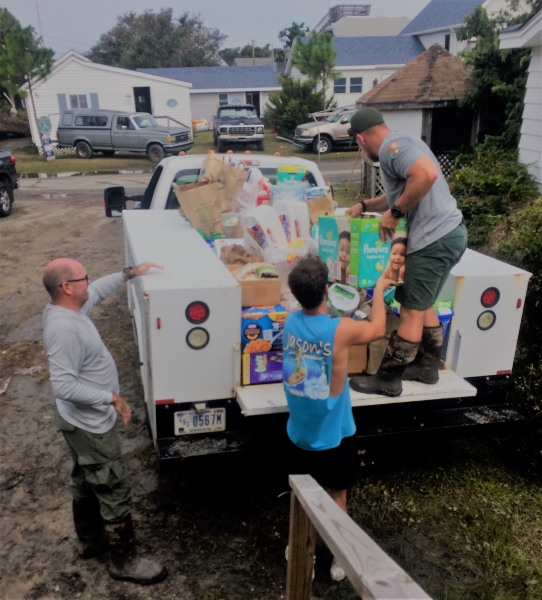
[360,157,385,198]
[286,475,432,600]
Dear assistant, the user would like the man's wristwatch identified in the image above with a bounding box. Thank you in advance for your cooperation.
[391,206,405,219]
[123,266,135,280]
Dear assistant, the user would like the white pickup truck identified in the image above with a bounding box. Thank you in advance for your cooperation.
[105,154,531,465]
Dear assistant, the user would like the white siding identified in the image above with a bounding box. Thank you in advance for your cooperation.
[417,30,469,55]
[380,110,424,138]
[190,91,275,124]
[519,46,542,185]
[29,59,191,146]
[289,66,403,108]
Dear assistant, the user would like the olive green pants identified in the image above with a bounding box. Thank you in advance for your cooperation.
[54,408,132,523]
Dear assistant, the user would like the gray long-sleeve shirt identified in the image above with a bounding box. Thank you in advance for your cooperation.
[42,272,125,433]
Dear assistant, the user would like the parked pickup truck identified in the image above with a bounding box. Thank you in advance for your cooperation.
[104,155,530,466]
[57,109,193,163]
[294,110,356,155]
[0,150,18,217]
[213,104,265,153]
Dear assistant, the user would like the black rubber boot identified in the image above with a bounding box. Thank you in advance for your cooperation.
[403,325,442,385]
[104,515,167,585]
[350,331,420,397]
[72,497,109,559]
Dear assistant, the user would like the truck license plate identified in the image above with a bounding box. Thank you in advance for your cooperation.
[174,408,226,436]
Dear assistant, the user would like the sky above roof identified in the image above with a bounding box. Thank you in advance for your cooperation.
[3,0,432,58]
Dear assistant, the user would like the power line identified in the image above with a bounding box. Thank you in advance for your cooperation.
[42,34,94,46]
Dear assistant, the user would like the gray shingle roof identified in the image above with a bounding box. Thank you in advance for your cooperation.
[136,65,280,90]
[332,36,425,66]
[400,0,483,35]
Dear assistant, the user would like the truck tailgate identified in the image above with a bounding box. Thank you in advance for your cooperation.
[236,370,477,416]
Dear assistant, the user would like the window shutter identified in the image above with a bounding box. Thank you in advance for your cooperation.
[57,94,67,110]
[90,93,100,109]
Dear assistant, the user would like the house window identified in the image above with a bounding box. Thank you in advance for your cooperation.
[69,94,88,109]
[218,93,228,105]
[444,34,451,51]
[350,77,362,94]
[334,78,346,94]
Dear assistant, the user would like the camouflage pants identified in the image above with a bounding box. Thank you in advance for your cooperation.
[54,408,132,523]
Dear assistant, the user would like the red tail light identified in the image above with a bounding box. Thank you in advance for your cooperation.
[186,301,209,324]
[481,287,500,308]
[10,155,16,165]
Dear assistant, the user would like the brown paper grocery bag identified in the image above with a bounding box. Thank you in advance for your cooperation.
[173,181,223,238]
[199,154,225,182]
[217,164,246,212]
[306,194,334,225]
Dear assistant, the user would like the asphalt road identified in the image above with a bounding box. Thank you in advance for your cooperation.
[17,157,361,196]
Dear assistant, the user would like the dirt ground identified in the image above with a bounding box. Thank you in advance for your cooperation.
[0,193,366,600]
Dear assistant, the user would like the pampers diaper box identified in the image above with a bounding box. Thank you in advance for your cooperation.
[317,216,351,284]
[349,217,408,288]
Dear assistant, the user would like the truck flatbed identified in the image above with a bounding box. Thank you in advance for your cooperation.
[236,370,477,417]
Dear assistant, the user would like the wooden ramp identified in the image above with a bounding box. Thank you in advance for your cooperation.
[287,475,432,599]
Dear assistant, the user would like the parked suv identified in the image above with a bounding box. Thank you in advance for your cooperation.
[293,110,356,154]
[57,109,193,163]
[0,150,18,217]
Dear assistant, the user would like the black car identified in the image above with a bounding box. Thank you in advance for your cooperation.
[0,150,18,217]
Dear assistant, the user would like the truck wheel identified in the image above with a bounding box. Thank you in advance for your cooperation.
[101,150,115,157]
[75,141,93,159]
[0,182,13,217]
[217,140,226,153]
[147,143,166,163]
[256,140,265,152]
[213,132,218,147]
[312,136,332,155]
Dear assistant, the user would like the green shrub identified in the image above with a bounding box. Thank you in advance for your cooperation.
[490,198,542,412]
[450,145,538,246]
[263,76,336,138]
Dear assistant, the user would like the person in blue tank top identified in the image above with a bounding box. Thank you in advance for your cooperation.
[283,255,392,581]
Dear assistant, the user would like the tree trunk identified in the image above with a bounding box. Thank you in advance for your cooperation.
[27,77,47,161]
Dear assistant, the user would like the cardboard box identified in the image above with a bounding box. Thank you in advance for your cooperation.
[348,344,367,375]
[242,305,287,351]
[227,265,281,306]
[349,217,408,289]
[242,351,283,385]
[318,215,351,284]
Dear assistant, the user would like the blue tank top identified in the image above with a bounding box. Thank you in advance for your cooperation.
[283,311,355,451]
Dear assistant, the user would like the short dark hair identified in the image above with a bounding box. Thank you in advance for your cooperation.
[43,263,73,300]
[339,231,350,242]
[391,237,407,248]
[288,255,329,310]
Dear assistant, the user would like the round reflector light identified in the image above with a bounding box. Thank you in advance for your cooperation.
[477,310,496,331]
[186,327,209,350]
[185,301,209,324]
[481,287,500,308]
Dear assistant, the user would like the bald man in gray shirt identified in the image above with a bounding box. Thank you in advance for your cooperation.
[42,257,167,585]
[346,107,467,397]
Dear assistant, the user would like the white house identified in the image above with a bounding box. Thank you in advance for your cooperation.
[285,36,425,107]
[500,9,542,190]
[26,51,192,148]
[138,66,282,123]
[400,0,530,56]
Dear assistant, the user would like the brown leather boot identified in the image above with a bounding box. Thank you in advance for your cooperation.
[72,497,109,559]
[403,325,443,385]
[350,331,420,397]
[103,515,167,585]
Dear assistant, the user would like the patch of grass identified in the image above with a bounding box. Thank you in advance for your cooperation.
[350,440,542,599]
[14,131,357,174]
